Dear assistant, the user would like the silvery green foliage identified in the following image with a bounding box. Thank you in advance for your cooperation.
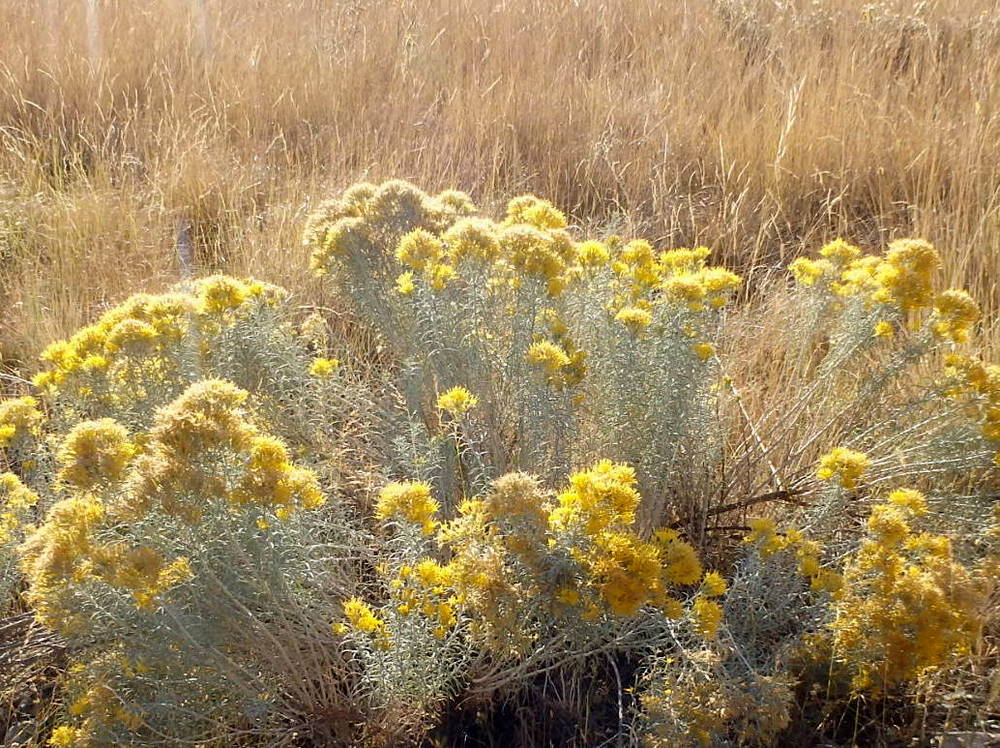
[637,549,810,747]
[307,182,729,531]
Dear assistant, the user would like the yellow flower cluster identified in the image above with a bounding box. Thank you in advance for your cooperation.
[308,357,340,378]
[685,570,729,638]
[790,239,981,345]
[227,434,326,515]
[658,252,742,313]
[306,180,475,276]
[690,595,723,639]
[378,481,525,649]
[744,519,843,594]
[333,189,578,297]
[587,530,667,617]
[444,217,502,264]
[49,725,83,747]
[0,395,44,448]
[873,319,895,338]
[436,386,478,416]
[338,597,391,648]
[942,354,1000,464]
[789,238,866,288]
[526,308,587,390]
[548,459,640,535]
[870,239,940,311]
[615,306,653,335]
[829,489,984,694]
[308,181,742,410]
[30,276,283,402]
[932,289,980,343]
[306,180,742,310]
[701,571,728,597]
[548,462,703,619]
[481,471,549,526]
[691,342,715,361]
[602,243,740,363]
[371,465,710,650]
[390,559,460,640]
[134,380,325,522]
[0,472,38,544]
[611,239,663,299]
[816,446,871,489]
[342,597,386,633]
[19,494,107,630]
[375,480,439,535]
[788,256,835,287]
[396,228,457,290]
[101,546,194,611]
[495,222,578,297]
[654,528,704,587]
[23,513,195,624]
[57,419,137,490]
[20,379,324,631]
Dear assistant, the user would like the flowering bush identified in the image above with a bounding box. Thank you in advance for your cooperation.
[0,180,997,746]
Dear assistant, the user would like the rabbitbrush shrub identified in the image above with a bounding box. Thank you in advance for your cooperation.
[0,181,997,746]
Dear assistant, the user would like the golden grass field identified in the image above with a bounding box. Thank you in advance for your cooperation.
[1,0,999,373]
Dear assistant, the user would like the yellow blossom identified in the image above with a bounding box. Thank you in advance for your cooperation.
[932,289,980,343]
[437,386,478,415]
[831,495,981,694]
[819,238,863,264]
[0,396,44,448]
[309,357,340,378]
[658,531,703,586]
[692,342,715,361]
[873,320,894,338]
[789,257,833,286]
[576,240,610,268]
[816,446,870,489]
[443,218,500,263]
[57,419,136,489]
[871,239,940,312]
[615,306,653,334]
[691,596,723,638]
[397,228,445,271]
[197,275,251,314]
[701,571,728,597]
[342,597,386,635]
[887,487,928,515]
[376,481,439,535]
[49,725,83,747]
[395,271,415,295]
[527,340,571,373]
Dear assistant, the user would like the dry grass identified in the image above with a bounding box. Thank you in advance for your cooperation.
[1,0,999,368]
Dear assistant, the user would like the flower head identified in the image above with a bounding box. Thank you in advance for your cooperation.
[309,357,340,378]
[932,289,979,343]
[817,447,871,489]
[527,340,571,373]
[57,419,136,489]
[691,595,723,638]
[615,306,653,335]
[437,386,478,416]
[376,481,439,534]
[0,396,44,448]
